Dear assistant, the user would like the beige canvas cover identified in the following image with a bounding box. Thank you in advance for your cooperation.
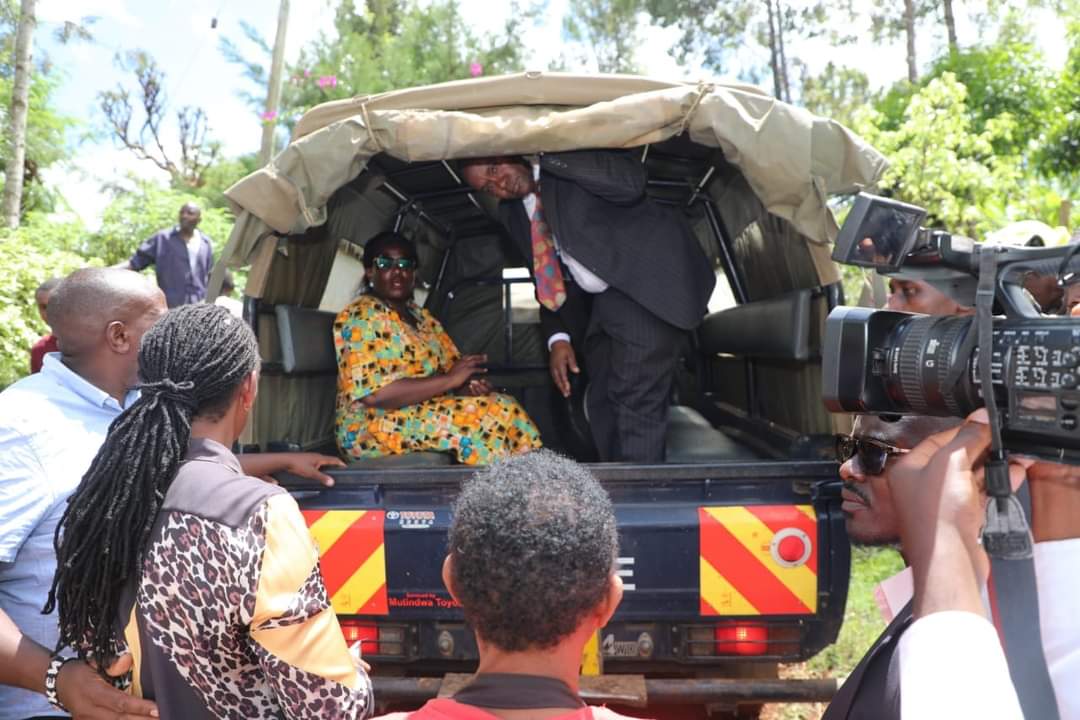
[219,71,887,296]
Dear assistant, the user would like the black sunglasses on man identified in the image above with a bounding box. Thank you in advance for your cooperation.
[835,434,910,476]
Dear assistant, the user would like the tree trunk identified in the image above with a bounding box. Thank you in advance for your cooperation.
[766,0,783,99]
[3,0,37,229]
[776,0,790,102]
[258,0,290,165]
[943,0,958,52]
[904,0,917,83]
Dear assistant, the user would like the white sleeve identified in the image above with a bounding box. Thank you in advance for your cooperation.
[899,611,1022,720]
[547,333,571,350]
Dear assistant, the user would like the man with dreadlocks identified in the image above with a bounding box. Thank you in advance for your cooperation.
[47,303,372,719]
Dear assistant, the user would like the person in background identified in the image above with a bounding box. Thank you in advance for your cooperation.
[213,271,244,318]
[0,607,158,719]
[48,304,372,719]
[334,231,542,465]
[30,277,62,374]
[884,275,974,316]
[374,450,642,720]
[116,203,213,308]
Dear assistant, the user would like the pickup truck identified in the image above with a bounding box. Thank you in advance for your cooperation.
[220,73,888,717]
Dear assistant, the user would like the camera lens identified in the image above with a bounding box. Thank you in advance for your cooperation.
[879,315,982,416]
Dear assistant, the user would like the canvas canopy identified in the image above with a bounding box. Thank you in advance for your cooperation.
[218,71,887,298]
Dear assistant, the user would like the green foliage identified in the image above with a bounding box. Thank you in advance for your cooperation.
[646,0,852,94]
[563,0,643,73]
[12,211,90,256]
[178,154,260,210]
[91,181,234,266]
[853,73,1027,239]
[924,39,1055,157]
[1040,21,1080,183]
[223,0,530,131]
[0,71,75,217]
[799,62,872,127]
[644,0,754,73]
[0,228,97,389]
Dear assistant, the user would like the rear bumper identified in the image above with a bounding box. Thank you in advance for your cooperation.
[372,674,838,707]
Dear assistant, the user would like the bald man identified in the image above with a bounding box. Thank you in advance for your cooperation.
[0,269,344,719]
[118,202,214,307]
[0,268,166,719]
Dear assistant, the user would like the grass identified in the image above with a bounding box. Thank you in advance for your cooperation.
[760,545,905,720]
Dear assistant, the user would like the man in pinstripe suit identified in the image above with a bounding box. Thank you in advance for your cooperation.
[462,150,715,462]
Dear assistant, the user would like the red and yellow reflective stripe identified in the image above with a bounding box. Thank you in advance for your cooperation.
[303,510,389,615]
[699,505,817,616]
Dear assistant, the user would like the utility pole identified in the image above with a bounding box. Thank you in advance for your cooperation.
[3,0,37,228]
[258,0,289,166]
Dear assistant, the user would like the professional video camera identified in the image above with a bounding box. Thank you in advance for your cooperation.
[823,192,1080,464]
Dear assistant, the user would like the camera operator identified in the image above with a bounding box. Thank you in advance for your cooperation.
[825,411,1079,720]
[886,416,1025,720]
[885,274,974,316]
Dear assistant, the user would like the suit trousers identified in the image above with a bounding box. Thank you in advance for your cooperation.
[584,286,684,462]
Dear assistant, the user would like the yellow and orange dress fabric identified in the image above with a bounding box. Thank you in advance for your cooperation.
[333,294,541,465]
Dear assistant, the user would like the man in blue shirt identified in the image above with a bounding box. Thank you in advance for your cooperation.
[120,202,214,307]
[0,268,345,720]
[0,268,166,719]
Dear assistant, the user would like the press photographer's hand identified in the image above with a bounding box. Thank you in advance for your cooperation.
[886,412,1027,618]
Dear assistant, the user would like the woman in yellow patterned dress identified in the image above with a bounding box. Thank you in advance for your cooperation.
[334,232,542,465]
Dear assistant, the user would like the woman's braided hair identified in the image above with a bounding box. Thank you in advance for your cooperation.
[45,304,259,664]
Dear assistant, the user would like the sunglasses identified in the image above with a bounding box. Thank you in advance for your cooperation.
[835,435,910,475]
[373,256,417,271]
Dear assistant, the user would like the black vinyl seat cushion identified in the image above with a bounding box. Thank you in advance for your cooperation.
[665,405,760,462]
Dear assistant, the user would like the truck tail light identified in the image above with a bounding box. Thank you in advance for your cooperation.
[686,623,799,657]
[339,620,407,657]
[340,620,379,654]
[715,624,768,656]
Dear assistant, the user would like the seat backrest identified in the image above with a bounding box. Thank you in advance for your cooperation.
[274,305,338,374]
[699,288,813,361]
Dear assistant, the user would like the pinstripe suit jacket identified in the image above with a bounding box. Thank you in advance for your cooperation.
[498,150,716,344]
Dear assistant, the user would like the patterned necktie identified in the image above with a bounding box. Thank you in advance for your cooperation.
[530,192,567,311]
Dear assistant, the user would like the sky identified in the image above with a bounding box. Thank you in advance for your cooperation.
[32,0,1068,225]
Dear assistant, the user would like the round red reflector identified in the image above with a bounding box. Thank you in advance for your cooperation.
[777,535,805,563]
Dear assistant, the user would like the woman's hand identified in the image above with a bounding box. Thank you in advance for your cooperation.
[461,379,495,396]
[446,354,487,390]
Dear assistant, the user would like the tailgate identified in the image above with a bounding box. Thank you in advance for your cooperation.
[287,460,848,670]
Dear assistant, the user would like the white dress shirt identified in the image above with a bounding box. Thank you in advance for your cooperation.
[525,162,609,349]
[887,537,1080,719]
[899,611,1023,719]
[0,353,139,719]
